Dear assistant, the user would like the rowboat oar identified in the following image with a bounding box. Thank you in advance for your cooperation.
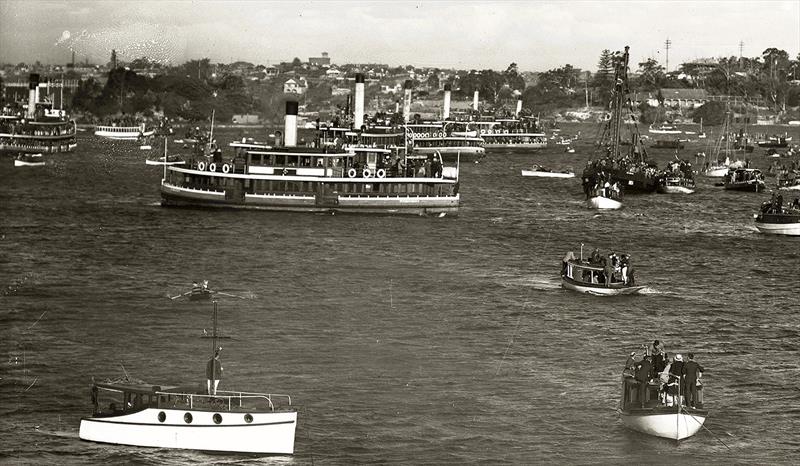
[169,290,193,300]
[215,291,247,299]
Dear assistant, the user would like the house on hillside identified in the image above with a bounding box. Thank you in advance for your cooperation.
[309,52,331,68]
[642,88,709,109]
[283,77,308,95]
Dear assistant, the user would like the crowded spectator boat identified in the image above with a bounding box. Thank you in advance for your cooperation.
[657,159,695,194]
[94,122,155,141]
[520,165,574,178]
[0,74,77,154]
[474,117,547,150]
[405,122,485,162]
[723,168,765,192]
[79,301,297,454]
[161,101,460,216]
[14,153,45,167]
[619,345,708,440]
[582,46,659,194]
[560,247,643,295]
[754,195,800,235]
[776,171,800,190]
[756,133,791,148]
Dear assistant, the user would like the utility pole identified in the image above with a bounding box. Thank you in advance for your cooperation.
[664,38,671,73]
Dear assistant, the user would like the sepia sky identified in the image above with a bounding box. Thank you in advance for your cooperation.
[1,0,798,72]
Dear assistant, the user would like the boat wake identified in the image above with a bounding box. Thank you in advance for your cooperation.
[637,286,662,295]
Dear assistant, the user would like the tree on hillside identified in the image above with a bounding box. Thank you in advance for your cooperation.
[636,58,665,91]
[692,101,726,126]
[592,49,616,105]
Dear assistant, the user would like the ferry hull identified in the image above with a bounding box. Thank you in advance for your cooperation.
[94,129,156,140]
[587,196,622,210]
[619,410,705,440]
[561,276,644,295]
[161,182,459,216]
[79,408,296,454]
[14,159,45,167]
[485,143,547,150]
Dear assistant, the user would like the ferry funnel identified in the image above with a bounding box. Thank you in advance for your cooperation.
[443,84,451,120]
[284,100,298,147]
[403,80,413,124]
[27,73,40,118]
[354,73,365,130]
[473,90,479,112]
[516,98,522,117]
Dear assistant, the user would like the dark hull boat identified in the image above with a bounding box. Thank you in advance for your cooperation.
[723,168,765,192]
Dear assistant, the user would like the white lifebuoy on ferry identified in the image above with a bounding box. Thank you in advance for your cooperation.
[480,129,486,135]
[222,163,230,173]
[209,162,217,172]
[348,168,357,178]
[504,129,509,134]
[362,168,372,178]
[604,113,612,121]
[197,161,206,171]
[423,132,430,138]
[376,168,386,178]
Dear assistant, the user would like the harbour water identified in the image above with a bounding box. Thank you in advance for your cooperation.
[1,123,799,464]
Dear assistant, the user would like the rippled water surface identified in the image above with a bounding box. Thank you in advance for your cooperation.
[2,123,800,464]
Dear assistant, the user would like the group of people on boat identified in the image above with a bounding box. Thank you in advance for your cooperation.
[760,192,800,215]
[583,169,621,200]
[623,340,705,409]
[588,248,634,286]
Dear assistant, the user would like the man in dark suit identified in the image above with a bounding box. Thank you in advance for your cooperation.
[635,356,652,407]
[683,353,705,408]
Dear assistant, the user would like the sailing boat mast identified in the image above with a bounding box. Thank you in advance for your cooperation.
[211,300,219,357]
[610,46,629,159]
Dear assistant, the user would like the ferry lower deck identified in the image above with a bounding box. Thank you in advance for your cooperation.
[160,166,460,215]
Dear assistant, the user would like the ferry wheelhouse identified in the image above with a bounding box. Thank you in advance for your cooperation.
[94,122,155,140]
[161,103,460,216]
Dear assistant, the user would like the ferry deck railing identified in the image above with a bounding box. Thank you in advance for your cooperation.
[155,389,292,412]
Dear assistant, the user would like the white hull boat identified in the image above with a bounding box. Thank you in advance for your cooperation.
[587,196,622,210]
[80,406,296,454]
[754,210,800,235]
[754,221,800,235]
[95,125,155,140]
[658,185,694,194]
[561,276,644,295]
[521,169,574,178]
[619,409,706,440]
[146,158,185,166]
[15,155,45,167]
[703,166,729,177]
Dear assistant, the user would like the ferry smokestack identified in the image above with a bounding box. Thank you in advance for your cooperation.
[473,90,479,112]
[403,80,413,124]
[27,73,39,118]
[284,100,298,147]
[443,84,452,120]
[515,98,523,117]
[354,73,365,130]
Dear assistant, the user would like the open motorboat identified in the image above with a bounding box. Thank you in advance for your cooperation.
[79,301,297,454]
[619,350,708,440]
[754,198,800,235]
[657,160,695,194]
[521,165,575,178]
[560,248,643,295]
[724,168,766,192]
[586,183,622,209]
[649,123,682,135]
[14,153,45,167]
[587,195,622,210]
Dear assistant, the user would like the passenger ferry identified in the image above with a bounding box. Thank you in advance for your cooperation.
[468,118,547,150]
[94,122,155,140]
[0,75,77,153]
[405,122,484,162]
[79,301,297,454]
[160,103,460,216]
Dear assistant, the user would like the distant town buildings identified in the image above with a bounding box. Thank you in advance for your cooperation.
[308,52,331,68]
[283,77,308,94]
